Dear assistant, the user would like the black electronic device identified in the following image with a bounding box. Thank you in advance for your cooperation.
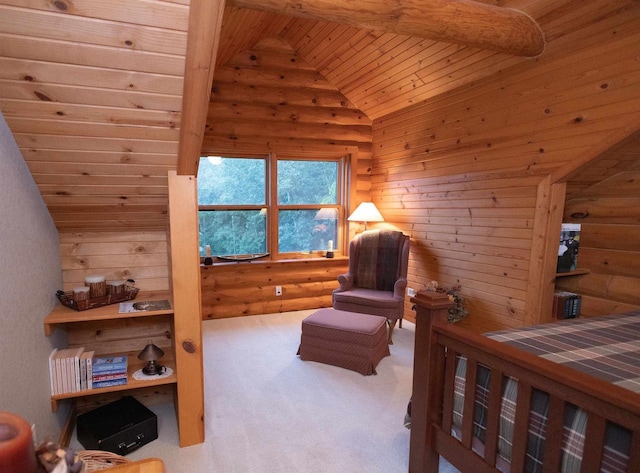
[76,396,158,455]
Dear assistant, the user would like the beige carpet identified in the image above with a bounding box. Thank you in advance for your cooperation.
[70,309,459,472]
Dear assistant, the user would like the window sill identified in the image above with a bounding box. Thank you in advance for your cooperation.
[200,255,347,267]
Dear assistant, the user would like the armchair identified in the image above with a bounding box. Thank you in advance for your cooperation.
[332,230,410,344]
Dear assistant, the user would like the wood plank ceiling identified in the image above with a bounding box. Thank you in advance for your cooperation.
[0,0,636,232]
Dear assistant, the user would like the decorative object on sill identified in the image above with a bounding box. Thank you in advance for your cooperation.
[347,202,384,231]
[326,239,334,258]
[0,411,37,473]
[56,280,138,311]
[215,253,270,262]
[415,281,468,324]
[204,245,213,265]
[138,343,165,376]
[133,366,173,381]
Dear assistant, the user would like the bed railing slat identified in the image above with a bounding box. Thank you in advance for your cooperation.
[542,395,565,473]
[628,431,640,473]
[461,358,478,448]
[483,368,503,467]
[580,413,606,473]
[509,381,532,472]
[442,350,458,433]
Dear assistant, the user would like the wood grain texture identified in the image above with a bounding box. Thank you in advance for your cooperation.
[230,0,545,56]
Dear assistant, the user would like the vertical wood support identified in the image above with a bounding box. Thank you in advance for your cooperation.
[168,171,205,446]
[409,291,453,473]
[525,176,566,325]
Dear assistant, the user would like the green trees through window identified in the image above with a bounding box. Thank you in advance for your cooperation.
[197,156,343,258]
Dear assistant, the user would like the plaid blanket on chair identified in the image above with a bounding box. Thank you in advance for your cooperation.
[354,230,403,291]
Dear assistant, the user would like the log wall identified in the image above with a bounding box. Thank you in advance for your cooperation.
[200,33,367,319]
[59,231,170,292]
[372,10,640,332]
[201,257,347,319]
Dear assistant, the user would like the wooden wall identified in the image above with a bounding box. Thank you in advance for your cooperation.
[200,33,367,319]
[371,9,640,332]
[203,35,373,202]
[59,231,170,292]
[201,257,347,319]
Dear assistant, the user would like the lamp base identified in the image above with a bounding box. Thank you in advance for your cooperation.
[326,251,334,258]
[142,361,165,376]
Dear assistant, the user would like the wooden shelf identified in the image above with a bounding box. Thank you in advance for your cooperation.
[45,290,176,413]
[556,269,590,277]
[44,291,172,336]
[50,360,177,412]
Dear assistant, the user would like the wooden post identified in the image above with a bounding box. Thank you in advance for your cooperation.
[168,171,205,446]
[409,291,453,473]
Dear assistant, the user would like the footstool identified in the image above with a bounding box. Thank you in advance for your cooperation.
[297,308,390,375]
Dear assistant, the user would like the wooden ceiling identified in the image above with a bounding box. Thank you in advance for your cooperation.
[0,0,636,232]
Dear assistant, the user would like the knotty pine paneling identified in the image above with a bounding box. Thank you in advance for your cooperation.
[201,258,347,319]
[59,231,170,292]
[204,35,372,181]
[372,8,640,332]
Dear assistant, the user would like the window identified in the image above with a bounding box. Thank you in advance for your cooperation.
[197,155,347,259]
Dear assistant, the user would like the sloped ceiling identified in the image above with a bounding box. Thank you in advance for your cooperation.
[0,0,637,232]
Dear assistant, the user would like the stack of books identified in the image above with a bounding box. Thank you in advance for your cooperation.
[553,291,582,319]
[91,356,128,388]
[48,349,128,395]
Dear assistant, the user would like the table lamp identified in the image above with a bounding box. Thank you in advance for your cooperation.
[347,202,384,230]
[138,343,165,375]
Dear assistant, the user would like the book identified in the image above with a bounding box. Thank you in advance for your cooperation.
[557,223,581,273]
[55,348,77,394]
[92,356,128,373]
[92,372,128,382]
[70,347,84,393]
[92,378,128,389]
[85,351,94,390]
[79,350,94,391]
[48,349,58,395]
[553,291,582,319]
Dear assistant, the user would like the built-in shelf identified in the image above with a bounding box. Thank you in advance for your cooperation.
[44,290,176,413]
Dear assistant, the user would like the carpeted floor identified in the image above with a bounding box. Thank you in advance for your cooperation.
[70,309,459,472]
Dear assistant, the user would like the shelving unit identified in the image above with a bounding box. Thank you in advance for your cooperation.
[44,291,176,413]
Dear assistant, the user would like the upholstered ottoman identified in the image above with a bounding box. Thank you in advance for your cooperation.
[297,308,390,375]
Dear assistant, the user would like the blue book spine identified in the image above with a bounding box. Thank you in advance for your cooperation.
[92,367,128,376]
[92,356,128,372]
[92,378,127,388]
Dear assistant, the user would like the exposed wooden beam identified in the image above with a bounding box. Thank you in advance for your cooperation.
[229,0,545,57]
[177,0,227,176]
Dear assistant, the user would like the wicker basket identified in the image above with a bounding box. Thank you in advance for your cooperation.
[56,286,139,311]
[77,450,130,472]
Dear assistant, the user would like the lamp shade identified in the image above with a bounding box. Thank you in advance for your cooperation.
[348,202,384,228]
[138,343,164,362]
[314,207,338,220]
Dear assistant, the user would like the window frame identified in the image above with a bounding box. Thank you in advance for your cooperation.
[197,152,350,261]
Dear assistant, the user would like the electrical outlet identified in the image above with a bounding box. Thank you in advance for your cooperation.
[407,287,416,297]
[275,286,282,296]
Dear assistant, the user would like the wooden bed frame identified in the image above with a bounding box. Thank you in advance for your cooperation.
[408,291,640,473]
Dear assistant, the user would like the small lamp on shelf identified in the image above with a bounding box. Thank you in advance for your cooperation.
[138,343,165,376]
[347,202,384,231]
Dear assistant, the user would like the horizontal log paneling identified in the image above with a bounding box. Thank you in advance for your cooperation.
[201,258,347,319]
[371,5,640,331]
[59,231,170,292]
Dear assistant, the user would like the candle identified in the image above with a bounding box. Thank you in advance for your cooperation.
[205,245,211,257]
[85,275,106,298]
[328,240,334,252]
[0,412,37,473]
